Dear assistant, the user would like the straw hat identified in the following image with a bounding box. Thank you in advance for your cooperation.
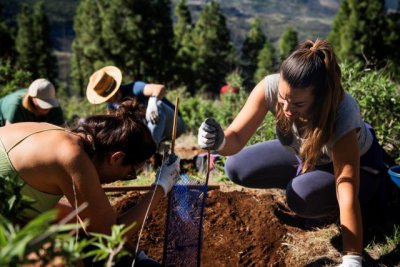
[86,66,122,104]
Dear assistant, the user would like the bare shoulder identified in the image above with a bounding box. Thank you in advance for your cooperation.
[54,132,102,196]
[54,132,93,171]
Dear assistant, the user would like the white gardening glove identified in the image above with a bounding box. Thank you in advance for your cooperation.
[146,96,159,124]
[154,155,180,196]
[338,255,362,267]
[198,118,226,151]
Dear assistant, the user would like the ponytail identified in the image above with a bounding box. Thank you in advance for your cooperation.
[277,39,344,173]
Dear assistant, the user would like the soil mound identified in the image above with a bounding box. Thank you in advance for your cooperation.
[112,189,290,266]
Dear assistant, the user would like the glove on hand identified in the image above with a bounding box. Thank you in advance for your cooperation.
[146,96,159,124]
[154,154,180,196]
[198,118,225,151]
[338,255,362,267]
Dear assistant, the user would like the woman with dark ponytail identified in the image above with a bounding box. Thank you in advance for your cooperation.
[0,99,180,256]
[198,39,388,266]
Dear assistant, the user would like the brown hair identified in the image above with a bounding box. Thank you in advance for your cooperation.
[276,39,344,173]
[22,94,38,114]
[73,98,156,165]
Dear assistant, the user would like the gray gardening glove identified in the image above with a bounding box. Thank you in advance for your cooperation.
[154,154,180,196]
[338,255,362,267]
[198,118,226,151]
[146,96,159,124]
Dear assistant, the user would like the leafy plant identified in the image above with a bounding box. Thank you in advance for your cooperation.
[0,59,31,97]
[342,62,400,162]
[0,173,36,223]
[0,211,134,266]
[0,211,84,266]
[83,224,133,266]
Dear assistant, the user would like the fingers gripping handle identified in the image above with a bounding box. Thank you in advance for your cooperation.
[154,154,180,196]
[198,118,226,151]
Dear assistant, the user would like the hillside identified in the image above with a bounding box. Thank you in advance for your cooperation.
[184,0,339,46]
[0,0,339,52]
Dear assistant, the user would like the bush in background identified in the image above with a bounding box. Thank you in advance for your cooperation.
[60,96,107,127]
[342,62,400,162]
[0,59,31,97]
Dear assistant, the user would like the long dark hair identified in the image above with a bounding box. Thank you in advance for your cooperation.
[73,98,156,165]
[276,39,344,173]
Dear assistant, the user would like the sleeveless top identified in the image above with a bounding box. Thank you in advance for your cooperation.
[0,128,71,220]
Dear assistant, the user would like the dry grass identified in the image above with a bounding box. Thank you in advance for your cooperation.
[282,225,342,266]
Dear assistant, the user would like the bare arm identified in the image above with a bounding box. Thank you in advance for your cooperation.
[143,84,166,100]
[59,146,117,235]
[59,151,166,240]
[117,185,165,238]
[332,129,363,254]
[218,79,269,155]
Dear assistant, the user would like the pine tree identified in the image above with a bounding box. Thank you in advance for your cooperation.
[191,1,236,95]
[32,0,58,82]
[254,40,277,83]
[172,0,195,92]
[71,0,175,96]
[174,0,192,47]
[278,26,298,61]
[71,0,106,96]
[327,0,386,67]
[240,18,266,89]
[100,0,174,82]
[384,11,400,76]
[15,4,36,76]
[15,2,57,83]
[0,4,15,60]
[327,0,350,56]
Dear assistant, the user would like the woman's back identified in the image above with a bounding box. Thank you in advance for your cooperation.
[0,122,81,195]
[0,122,117,230]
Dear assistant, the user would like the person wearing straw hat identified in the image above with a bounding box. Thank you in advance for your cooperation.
[86,66,185,148]
[0,78,66,127]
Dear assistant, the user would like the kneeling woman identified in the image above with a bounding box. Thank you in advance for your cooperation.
[198,39,389,267]
[0,99,180,240]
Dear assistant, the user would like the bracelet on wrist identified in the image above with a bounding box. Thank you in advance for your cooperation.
[342,251,362,256]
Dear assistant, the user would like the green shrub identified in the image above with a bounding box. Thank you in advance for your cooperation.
[0,210,132,266]
[342,62,400,162]
[0,59,32,97]
[0,174,36,223]
[0,211,84,266]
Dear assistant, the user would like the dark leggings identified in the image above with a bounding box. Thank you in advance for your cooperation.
[225,135,387,219]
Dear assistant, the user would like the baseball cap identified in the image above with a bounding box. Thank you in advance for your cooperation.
[28,78,59,109]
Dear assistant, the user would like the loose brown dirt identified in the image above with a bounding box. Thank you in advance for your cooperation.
[113,188,295,266]
[112,186,400,267]
[111,141,400,267]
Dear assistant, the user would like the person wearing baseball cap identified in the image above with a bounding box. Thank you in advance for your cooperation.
[86,66,186,148]
[0,78,66,126]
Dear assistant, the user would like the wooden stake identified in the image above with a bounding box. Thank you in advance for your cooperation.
[170,97,179,154]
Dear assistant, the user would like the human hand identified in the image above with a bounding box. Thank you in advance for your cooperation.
[198,118,226,151]
[154,154,180,196]
[338,255,362,267]
[146,96,159,124]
